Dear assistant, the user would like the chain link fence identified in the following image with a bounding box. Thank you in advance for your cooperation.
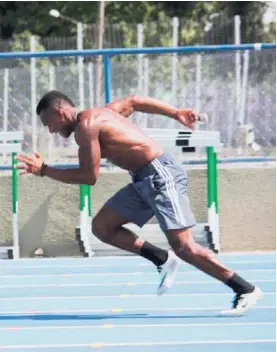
[0,48,275,163]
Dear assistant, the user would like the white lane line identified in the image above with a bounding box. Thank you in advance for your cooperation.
[0,292,275,301]
[0,279,274,289]
[0,269,275,279]
[1,260,275,269]
[0,339,275,349]
[1,305,275,315]
[0,322,275,331]
[2,251,274,262]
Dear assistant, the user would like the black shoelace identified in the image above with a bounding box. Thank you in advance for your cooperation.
[232,293,242,308]
[157,266,162,273]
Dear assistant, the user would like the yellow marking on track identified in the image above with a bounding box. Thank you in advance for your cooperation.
[90,342,104,348]
[111,308,122,312]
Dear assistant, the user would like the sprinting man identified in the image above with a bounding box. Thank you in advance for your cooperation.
[17,91,263,314]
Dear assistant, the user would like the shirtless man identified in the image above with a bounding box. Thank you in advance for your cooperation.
[17,90,263,314]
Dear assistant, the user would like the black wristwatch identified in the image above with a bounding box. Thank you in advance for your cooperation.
[40,163,48,177]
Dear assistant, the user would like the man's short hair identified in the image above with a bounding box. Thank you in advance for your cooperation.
[36,90,75,115]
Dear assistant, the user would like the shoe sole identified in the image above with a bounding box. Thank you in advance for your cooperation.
[219,289,264,316]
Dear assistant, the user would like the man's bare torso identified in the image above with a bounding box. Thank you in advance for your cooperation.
[75,107,164,171]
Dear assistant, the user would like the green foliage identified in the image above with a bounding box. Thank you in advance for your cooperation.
[0,1,275,46]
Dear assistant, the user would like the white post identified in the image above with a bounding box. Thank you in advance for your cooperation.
[172,17,179,105]
[195,54,202,157]
[227,15,241,147]
[3,68,9,162]
[137,24,143,94]
[195,54,202,117]
[143,57,149,127]
[143,58,149,97]
[77,22,85,110]
[88,62,94,106]
[48,64,55,161]
[3,68,9,131]
[240,50,249,125]
[137,23,144,125]
[234,15,241,123]
[30,36,37,151]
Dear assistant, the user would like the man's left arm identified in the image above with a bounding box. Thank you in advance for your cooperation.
[16,121,101,185]
[106,95,199,130]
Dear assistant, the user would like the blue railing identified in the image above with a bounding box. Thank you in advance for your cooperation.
[0,43,275,110]
[0,42,275,165]
[0,157,275,171]
[0,43,275,59]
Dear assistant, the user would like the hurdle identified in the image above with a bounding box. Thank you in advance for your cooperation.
[0,131,24,259]
[76,128,222,257]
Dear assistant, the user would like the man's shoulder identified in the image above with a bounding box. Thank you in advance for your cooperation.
[74,109,103,143]
[76,108,101,129]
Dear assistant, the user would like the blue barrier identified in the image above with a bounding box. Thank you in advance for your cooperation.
[0,43,275,59]
[104,55,112,103]
[0,157,275,171]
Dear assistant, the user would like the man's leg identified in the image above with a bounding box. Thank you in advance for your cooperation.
[137,153,263,311]
[165,227,263,314]
[92,205,169,267]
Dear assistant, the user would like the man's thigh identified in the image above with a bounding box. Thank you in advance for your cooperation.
[103,183,154,228]
[134,158,196,232]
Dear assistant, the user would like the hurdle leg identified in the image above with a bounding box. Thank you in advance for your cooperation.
[212,149,220,252]
[79,184,94,256]
[12,148,19,259]
[207,146,220,252]
[79,184,87,253]
[87,184,92,224]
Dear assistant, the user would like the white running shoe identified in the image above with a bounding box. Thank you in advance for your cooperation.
[220,286,264,316]
[157,250,180,296]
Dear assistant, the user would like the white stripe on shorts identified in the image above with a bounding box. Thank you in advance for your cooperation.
[152,159,187,227]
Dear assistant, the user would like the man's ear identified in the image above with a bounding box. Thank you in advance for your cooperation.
[60,104,74,119]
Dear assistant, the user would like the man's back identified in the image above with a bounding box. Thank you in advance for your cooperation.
[75,107,163,171]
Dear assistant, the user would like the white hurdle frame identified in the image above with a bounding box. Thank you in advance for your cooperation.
[0,131,24,259]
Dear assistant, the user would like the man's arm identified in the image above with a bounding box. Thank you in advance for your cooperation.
[17,120,101,185]
[106,95,198,129]
[44,121,100,185]
[106,95,179,119]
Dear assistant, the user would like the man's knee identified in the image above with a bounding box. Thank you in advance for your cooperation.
[171,238,197,258]
[92,216,113,244]
[168,229,215,262]
[167,228,200,258]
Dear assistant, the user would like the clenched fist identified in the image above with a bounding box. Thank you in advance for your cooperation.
[177,108,199,130]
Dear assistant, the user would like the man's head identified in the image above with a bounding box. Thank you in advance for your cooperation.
[36,90,77,138]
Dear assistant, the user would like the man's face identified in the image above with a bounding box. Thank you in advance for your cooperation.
[40,106,74,138]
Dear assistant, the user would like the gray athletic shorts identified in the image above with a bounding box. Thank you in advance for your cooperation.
[105,152,196,231]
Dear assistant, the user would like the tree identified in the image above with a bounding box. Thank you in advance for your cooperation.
[0,2,275,45]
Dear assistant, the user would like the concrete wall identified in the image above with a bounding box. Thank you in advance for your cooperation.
[0,167,275,257]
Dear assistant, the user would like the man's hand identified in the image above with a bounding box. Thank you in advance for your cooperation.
[177,108,198,130]
[16,152,44,176]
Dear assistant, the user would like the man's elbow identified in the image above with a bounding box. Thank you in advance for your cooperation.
[87,175,97,186]
[82,173,97,186]
[129,94,143,108]
[85,178,96,186]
